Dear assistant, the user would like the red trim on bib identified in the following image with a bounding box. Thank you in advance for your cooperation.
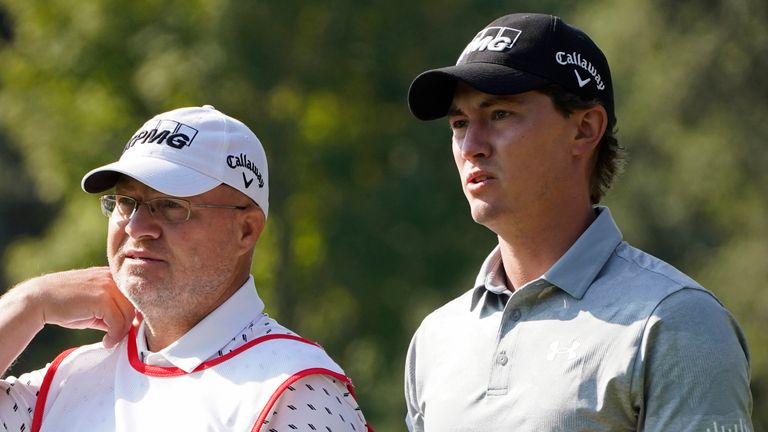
[127,324,322,377]
[31,330,374,432]
[251,368,374,432]
[31,347,78,432]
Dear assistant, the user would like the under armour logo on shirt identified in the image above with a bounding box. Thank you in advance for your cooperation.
[547,340,581,361]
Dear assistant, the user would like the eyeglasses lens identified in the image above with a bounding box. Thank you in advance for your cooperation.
[153,198,191,223]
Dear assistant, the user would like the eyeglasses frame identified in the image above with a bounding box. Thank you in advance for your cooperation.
[99,194,251,224]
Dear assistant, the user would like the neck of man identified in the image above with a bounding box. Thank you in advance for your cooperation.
[494,201,596,292]
[142,317,196,353]
[140,269,252,352]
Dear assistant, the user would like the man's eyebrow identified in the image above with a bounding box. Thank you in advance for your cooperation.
[448,106,465,116]
[449,95,526,115]
[479,95,525,108]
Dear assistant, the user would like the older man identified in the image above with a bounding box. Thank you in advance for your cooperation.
[0,106,370,431]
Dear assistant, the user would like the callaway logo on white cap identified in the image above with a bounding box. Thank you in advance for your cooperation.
[81,105,270,217]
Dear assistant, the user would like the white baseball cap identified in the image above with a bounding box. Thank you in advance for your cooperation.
[81,105,269,217]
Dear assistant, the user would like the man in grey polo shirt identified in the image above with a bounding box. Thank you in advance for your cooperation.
[404,13,752,431]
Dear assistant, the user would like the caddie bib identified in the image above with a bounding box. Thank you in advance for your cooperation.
[32,326,355,432]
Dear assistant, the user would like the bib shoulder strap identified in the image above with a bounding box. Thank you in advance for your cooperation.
[31,347,79,432]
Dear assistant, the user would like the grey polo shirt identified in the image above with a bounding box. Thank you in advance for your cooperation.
[405,207,752,431]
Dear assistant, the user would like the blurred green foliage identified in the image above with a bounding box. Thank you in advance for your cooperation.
[0,0,766,430]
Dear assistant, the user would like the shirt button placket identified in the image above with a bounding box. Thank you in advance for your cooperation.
[497,351,509,366]
[488,306,522,395]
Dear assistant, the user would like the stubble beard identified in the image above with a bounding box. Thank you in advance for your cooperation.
[109,255,237,329]
[115,266,173,317]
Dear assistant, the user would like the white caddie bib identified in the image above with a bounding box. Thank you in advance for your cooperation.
[32,327,354,432]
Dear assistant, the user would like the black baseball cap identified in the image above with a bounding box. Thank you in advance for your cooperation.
[408,13,614,124]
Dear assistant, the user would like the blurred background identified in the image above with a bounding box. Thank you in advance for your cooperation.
[0,0,766,430]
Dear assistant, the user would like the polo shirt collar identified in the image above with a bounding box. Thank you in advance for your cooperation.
[542,206,622,299]
[471,206,622,308]
[135,276,265,373]
[470,245,508,310]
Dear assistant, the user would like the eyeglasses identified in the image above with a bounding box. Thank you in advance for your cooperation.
[100,194,250,224]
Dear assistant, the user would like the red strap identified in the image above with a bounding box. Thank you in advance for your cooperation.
[31,347,78,432]
[126,323,323,377]
[251,368,373,432]
[31,336,375,432]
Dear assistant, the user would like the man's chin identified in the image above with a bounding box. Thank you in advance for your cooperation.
[469,203,497,224]
[116,273,160,296]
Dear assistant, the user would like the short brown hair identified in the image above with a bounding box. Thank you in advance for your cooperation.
[537,83,625,204]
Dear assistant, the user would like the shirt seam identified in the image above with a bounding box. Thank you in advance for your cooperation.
[626,283,716,418]
[612,248,707,297]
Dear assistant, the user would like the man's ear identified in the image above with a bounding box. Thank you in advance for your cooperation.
[572,104,608,157]
[237,206,266,254]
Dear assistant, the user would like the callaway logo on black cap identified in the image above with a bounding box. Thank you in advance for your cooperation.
[556,51,606,91]
[408,13,614,124]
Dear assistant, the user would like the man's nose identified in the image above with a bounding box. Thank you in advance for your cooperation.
[123,203,162,239]
[459,123,492,159]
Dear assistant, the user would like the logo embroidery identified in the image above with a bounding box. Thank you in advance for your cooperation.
[706,419,751,432]
[125,119,199,151]
[555,51,606,90]
[242,172,254,188]
[457,26,522,64]
[547,340,581,361]
[574,70,591,88]
[227,153,264,189]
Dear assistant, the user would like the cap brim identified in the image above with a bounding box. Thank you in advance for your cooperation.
[408,63,552,120]
[81,156,221,197]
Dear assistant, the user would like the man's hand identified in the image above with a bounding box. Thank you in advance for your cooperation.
[0,267,135,376]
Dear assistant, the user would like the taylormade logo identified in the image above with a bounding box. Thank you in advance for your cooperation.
[556,51,606,90]
[124,119,199,151]
[457,26,522,64]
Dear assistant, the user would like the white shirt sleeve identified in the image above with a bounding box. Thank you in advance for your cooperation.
[261,374,367,432]
[0,366,48,430]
